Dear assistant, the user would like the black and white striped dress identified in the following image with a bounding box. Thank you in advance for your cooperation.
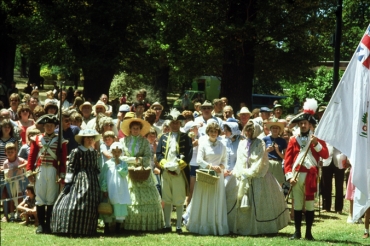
[51,146,100,235]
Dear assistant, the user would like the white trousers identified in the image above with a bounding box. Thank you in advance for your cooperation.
[292,173,314,211]
[35,165,59,206]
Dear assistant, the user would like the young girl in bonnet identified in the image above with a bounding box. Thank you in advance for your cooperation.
[100,142,131,234]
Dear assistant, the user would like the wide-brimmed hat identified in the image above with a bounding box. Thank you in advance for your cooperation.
[150,102,164,110]
[290,98,318,125]
[238,107,251,116]
[79,101,93,112]
[260,107,272,113]
[121,118,151,136]
[265,121,285,135]
[119,104,130,112]
[75,129,101,144]
[92,100,108,112]
[36,114,59,125]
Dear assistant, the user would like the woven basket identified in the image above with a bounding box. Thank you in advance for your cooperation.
[98,202,113,215]
[196,167,219,185]
[128,162,151,182]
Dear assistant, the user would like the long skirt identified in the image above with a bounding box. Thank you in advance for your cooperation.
[51,169,100,235]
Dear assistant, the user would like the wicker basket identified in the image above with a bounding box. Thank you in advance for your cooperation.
[98,201,113,215]
[196,167,219,185]
[128,163,151,182]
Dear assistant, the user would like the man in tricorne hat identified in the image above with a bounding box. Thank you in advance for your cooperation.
[284,98,329,241]
[194,100,223,130]
[26,114,68,234]
[156,108,192,234]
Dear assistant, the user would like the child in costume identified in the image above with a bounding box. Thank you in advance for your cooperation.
[100,142,131,234]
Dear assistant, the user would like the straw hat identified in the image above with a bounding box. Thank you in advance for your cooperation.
[265,121,285,135]
[92,100,108,112]
[150,102,164,110]
[75,129,101,144]
[238,107,251,116]
[79,101,93,112]
[121,118,151,137]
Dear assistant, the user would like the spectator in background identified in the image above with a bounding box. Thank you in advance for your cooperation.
[236,102,247,116]
[181,93,190,111]
[8,93,21,121]
[220,97,228,106]
[57,111,80,155]
[237,107,252,128]
[23,82,33,95]
[272,104,283,121]
[223,105,234,120]
[25,105,46,137]
[212,98,224,118]
[59,90,71,111]
[120,93,127,105]
[140,88,151,110]
[99,94,112,117]
[131,90,145,112]
[16,105,35,145]
[134,101,145,120]
[70,112,83,129]
[193,102,202,118]
[151,102,165,130]
[250,108,260,119]
[44,100,58,115]
[80,102,94,130]
[28,97,39,117]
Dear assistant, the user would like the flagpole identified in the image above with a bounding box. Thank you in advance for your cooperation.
[332,0,342,94]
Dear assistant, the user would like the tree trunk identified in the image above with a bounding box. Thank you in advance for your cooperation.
[0,34,16,86]
[221,0,257,112]
[28,62,41,87]
[154,65,170,111]
[20,52,28,78]
[82,66,115,103]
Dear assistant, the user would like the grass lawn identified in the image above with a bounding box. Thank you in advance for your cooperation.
[1,202,368,246]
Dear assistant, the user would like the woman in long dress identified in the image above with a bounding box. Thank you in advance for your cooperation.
[120,118,164,231]
[51,129,101,235]
[186,123,229,235]
[221,119,242,230]
[232,120,290,235]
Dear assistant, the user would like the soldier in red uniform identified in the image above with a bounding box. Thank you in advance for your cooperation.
[284,99,329,241]
[26,114,67,234]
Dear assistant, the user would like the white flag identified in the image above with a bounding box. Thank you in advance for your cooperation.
[315,25,370,221]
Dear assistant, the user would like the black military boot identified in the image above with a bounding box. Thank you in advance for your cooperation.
[289,210,302,240]
[305,210,315,240]
[45,205,53,234]
[36,206,46,234]
[104,223,111,235]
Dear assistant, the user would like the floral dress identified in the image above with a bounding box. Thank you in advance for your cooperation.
[120,135,164,231]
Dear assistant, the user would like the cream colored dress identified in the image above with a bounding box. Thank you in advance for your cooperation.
[186,139,229,235]
[232,137,290,235]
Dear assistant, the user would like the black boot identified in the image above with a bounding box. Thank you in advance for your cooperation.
[305,210,315,240]
[36,206,46,234]
[45,205,53,234]
[104,223,111,235]
[115,222,121,234]
[289,210,302,240]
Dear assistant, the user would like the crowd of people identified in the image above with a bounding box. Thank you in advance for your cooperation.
[0,83,369,240]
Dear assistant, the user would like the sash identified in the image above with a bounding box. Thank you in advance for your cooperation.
[37,136,58,161]
[292,134,317,174]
